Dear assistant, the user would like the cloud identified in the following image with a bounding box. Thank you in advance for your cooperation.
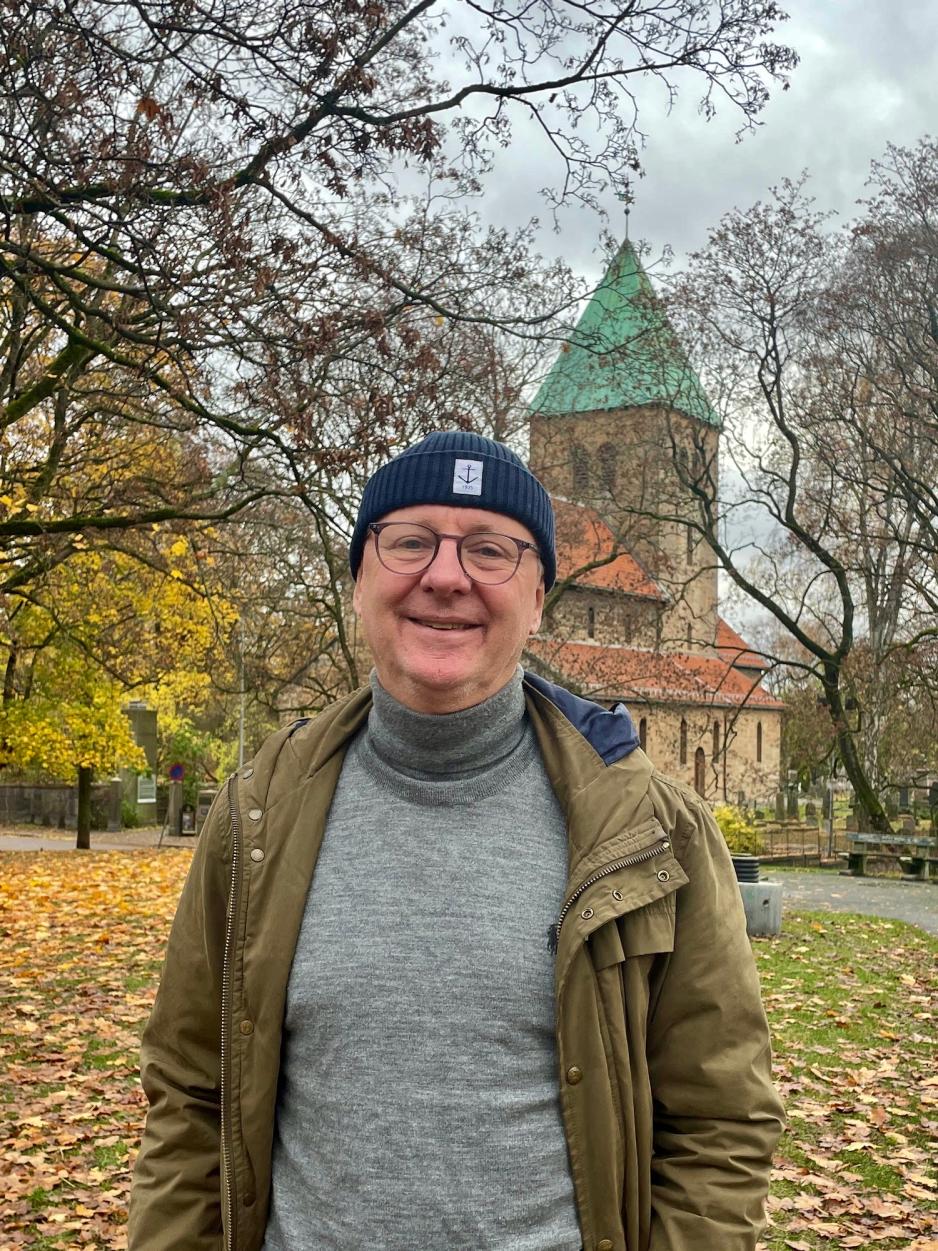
[471,0,938,276]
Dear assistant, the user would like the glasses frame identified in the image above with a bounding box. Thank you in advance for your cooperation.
[368,521,540,586]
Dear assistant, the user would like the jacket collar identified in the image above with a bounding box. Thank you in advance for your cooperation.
[523,675,654,881]
[283,673,652,879]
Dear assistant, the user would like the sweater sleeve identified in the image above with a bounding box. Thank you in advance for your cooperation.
[645,794,785,1251]
[127,788,231,1251]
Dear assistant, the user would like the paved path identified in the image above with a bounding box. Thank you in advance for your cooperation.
[767,867,938,935]
[0,825,195,852]
[3,831,936,935]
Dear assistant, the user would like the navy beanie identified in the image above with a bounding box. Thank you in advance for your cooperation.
[349,431,556,587]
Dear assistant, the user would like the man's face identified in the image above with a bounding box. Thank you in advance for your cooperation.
[353,504,545,713]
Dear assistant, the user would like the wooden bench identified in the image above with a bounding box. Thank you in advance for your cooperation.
[842,832,938,881]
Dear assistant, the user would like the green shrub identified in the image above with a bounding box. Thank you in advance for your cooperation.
[712,803,764,854]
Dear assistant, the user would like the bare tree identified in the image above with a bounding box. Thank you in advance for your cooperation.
[652,157,938,832]
[1,0,797,538]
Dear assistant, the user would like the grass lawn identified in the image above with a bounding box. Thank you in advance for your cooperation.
[0,850,936,1249]
[754,913,937,1249]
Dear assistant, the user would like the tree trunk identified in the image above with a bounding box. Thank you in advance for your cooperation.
[3,646,17,705]
[823,672,892,835]
[76,765,92,850]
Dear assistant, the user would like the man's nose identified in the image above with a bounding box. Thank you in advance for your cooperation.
[420,536,472,591]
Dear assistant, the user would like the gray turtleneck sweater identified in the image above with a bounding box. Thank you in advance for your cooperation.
[262,669,581,1250]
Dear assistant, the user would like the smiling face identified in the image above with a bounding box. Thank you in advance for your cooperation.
[353,504,545,713]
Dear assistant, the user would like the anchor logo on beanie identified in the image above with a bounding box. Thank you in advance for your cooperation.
[452,459,483,496]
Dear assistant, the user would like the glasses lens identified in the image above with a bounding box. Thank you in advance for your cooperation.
[460,532,521,583]
[375,523,437,572]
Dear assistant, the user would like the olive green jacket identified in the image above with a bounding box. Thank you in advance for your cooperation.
[129,678,784,1251]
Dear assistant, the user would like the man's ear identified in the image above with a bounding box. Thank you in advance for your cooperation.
[529,578,545,636]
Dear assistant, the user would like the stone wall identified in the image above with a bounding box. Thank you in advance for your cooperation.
[529,405,719,652]
[0,782,120,830]
[638,702,781,805]
[543,586,660,649]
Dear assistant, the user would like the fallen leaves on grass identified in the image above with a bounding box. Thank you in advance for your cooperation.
[0,855,936,1250]
[0,850,191,1249]
[756,911,938,1250]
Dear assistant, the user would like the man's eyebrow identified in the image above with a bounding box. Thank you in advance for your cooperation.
[408,517,526,537]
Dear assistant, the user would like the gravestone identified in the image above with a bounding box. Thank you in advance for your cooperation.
[845,812,859,832]
[822,790,834,821]
[886,793,899,819]
[901,814,916,832]
[787,788,799,819]
[775,792,786,822]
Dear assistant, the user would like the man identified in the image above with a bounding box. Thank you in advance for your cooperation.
[129,430,784,1251]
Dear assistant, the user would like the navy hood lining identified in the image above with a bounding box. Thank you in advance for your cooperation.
[523,671,640,766]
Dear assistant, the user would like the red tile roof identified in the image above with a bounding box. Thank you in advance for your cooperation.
[715,617,769,671]
[552,497,664,600]
[526,638,784,710]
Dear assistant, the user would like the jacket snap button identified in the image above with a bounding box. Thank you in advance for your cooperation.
[242,767,254,779]
[250,848,265,863]
[597,1240,614,1251]
[657,869,670,882]
[580,908,593,920]
[239,1020,254,1035]
[248,807,263,821]
[611,889,623,901]
[566,1066,583,1085]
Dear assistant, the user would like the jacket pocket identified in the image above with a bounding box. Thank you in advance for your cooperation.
[589,893,676,970]
[618,892,676,958]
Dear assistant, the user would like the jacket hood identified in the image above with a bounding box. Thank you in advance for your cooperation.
[523,671,640,765]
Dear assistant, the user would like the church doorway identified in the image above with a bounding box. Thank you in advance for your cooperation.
[694,747,706,796]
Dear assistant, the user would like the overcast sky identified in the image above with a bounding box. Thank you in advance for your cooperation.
[469,0,938,637]
[480,0,938,284]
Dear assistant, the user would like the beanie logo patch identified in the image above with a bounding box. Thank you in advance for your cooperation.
[452,459,483,496]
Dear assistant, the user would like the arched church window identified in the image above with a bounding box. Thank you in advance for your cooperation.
[712,720,720,760]
[686,525,694,565]
[679,718,688,766]
[587,606,595,639]
[639,717,647,752]
[756,721,763,764]
[597,442,618,494]
[572,444,590,498]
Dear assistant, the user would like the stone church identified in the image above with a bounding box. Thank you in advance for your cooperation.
[523,240,782,804]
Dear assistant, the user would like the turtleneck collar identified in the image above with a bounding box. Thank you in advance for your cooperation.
[366,667,527,781]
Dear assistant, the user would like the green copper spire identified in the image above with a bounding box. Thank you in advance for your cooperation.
[530,240,718,425]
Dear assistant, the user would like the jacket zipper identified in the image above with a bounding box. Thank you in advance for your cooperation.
[221,774,242,1251]
[548,838,670,954]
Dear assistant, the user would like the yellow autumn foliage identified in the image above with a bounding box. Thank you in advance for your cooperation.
[0,688,146,779]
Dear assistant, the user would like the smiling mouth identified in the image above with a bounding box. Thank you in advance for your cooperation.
[410,618,479,631]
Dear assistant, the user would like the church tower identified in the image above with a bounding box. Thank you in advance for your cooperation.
[529,240,719,652]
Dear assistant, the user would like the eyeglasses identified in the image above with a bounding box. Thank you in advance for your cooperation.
[368,522,540,585]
